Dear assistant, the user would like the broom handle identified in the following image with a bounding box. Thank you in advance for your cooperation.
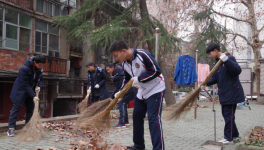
[86,87,91,99]
[36,89,39,98]
[35,88,40,112]
[102,80,133,111]
[199,52,229,87]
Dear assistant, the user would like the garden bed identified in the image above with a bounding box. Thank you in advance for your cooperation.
[235,126,264,150]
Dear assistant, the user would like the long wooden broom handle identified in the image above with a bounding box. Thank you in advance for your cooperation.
[199,52,229,87]
[86,87,91,99]
[35,88,40,98]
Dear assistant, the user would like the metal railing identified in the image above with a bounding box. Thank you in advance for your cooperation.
[57,80,83,96]
[43,56,67,74]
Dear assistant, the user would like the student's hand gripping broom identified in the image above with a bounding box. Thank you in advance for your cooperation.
[78,87,91,114]
[15,87,45,142]
[163,52,228,120]
[76,80,133,129]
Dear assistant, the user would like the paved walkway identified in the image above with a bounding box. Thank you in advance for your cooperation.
[0,101,263,150]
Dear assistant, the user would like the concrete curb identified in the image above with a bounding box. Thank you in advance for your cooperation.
[0,114,80,133]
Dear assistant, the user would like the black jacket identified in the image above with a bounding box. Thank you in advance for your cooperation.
[207,55,244,105]
[10,57,43,106]
[111,65,136,101]
[87,66,110,101]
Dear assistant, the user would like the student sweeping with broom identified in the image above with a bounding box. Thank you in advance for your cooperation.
[204,43,244,144]
[110,40,165,150]
[86,61,110,103]
[7,55,46,137]
[105,63,136,128]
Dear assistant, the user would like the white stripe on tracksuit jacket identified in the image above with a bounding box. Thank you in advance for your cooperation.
[122,49,165,99]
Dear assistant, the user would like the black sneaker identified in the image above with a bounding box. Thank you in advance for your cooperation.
[114,122,126,128]
[127,146,145,150]
[7,128,15,137]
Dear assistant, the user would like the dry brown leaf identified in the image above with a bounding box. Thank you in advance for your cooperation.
[79,140,89,145]
[68,141,76,145]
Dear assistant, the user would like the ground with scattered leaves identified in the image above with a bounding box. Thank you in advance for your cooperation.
[0,101,264,150]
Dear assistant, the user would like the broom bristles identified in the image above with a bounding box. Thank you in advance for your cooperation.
[78,87,91,114]
[75,98,111,130]
[79,80,133,129]
[163,88,201,120]
[164,56,225,120]
[15,94,45,142]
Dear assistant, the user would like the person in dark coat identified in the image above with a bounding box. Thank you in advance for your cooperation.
[86,62,110,103]
[204,43,244,144]
[105,63,136,128]
[7,55,46,137]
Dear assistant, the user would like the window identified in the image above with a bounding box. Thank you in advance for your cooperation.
[5,9,18,24]
[37,0,44,13]
[19,28,31,52]
[1,7,32,51]
[6,24,18,49]
[60,0,68,4]
[35,20,59,57]
[54,5,60,17]
[69,0,76,7]
[36,0,69,17]
[44,1,52,16]
[20,14,31,28]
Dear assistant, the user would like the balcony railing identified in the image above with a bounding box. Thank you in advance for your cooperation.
[42,57,67,74]
[57,81,84,98]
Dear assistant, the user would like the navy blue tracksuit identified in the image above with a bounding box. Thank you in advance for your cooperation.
[111,65,136,124]
[87,66,110,103]
[9,57,43,128]
[133,91,165,150]
[207,54,244,141]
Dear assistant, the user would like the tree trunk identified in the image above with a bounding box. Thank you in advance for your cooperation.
[253,49,261,98]
[248,0,262,98]
[159,60,176,106]
[139,0,154,53]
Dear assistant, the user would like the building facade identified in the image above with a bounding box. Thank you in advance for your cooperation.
[0,0,95,123]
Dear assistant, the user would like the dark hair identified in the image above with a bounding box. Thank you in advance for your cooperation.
[86,61,94,67]
[206,43,221,54]
[105,63,114,68]
[110,40,129,52]
[33,55,46,63]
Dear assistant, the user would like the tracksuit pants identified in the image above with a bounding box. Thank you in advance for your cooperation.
[8,96,35,129]
[221,104,239,141]
[133,90,165,150]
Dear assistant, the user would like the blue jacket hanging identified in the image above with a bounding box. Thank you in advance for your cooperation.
[174,55,197,85]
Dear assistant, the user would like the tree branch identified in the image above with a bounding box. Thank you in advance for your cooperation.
[227,32,253,47]
[211,9,252,25]
[258,25,264,33]
[241,0,249,8]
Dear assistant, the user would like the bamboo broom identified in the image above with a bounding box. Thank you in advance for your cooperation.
[15,88,45,142]
[163,52,228,120]
[74,97,111,130]
[78,87,91,114]
[77,80,133,129]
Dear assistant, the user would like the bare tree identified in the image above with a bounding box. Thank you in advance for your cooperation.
[210,0,264,97]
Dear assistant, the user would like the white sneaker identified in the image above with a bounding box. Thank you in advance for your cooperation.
[218,139,226,142]
[218,139,233,145]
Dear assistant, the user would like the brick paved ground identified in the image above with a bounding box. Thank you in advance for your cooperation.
[0,101,263,150]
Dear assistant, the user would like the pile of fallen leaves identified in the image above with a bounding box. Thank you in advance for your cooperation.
[245,126,264,147]
[43,121,127,150]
